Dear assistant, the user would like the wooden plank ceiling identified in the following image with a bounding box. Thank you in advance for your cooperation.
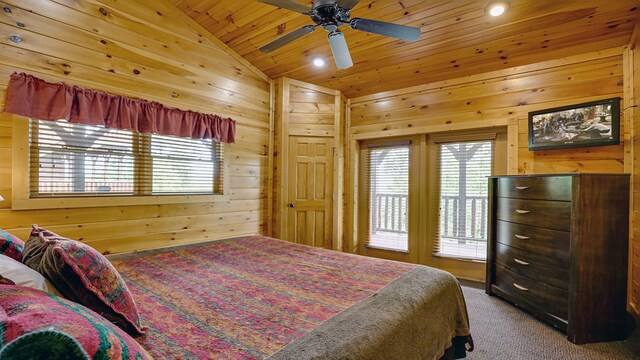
[170,0,639,98]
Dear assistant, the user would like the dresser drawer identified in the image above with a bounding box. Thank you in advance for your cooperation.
[495,220,570,258]
[495,242,569,289]
[496,197,571,231]
[496,176,572,201]
[494,266,568,323]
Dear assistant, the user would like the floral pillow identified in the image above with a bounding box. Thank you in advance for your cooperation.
[0,285,150,359]
[0,230,24,262]
[22,225,144,336]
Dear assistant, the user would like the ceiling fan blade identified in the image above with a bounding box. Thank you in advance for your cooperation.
[258,0,311,14]
[350,18,421,41]
[328,31,353,69]
[259,25,316,53]
[336,0,361,10]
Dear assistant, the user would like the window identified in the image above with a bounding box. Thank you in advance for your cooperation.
[365,142,410,252]
[150,134,220,194]
[433,140,493,260]
[29,119,223,198]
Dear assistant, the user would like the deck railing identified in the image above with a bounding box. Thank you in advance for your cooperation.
[38,181,133,194]
[371,193,488,244]
[372,193,408,234]
[440,195,487,243]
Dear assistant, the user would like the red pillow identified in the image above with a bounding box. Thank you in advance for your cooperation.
[22,225,144,336]
[0,229,24,262]
[0,285,150,359]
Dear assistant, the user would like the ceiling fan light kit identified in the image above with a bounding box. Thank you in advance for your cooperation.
[258,0,421,69]
[327,30,353,69]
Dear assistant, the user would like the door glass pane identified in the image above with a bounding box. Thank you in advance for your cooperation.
[437,141,492,260]
[368,145,409,252]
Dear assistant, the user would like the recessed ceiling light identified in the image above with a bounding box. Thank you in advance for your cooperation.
[312,56,326,67]
[485,1,510,17]
[489,5,506,16]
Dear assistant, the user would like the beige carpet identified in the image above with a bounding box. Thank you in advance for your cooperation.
[460,281,640,359]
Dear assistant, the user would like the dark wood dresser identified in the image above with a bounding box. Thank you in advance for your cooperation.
[486,173,632,344]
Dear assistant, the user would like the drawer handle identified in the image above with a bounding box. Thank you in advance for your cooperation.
[514,234,530,239]
[515,209,530,214]
[515,186,530,190]
[513,258,529,265]
[513,283,529,291]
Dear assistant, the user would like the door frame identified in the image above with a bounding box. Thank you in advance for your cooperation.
[422,131,507,280]
[357,136,421,264]
[353,130,507,276]
[274,77,344,250]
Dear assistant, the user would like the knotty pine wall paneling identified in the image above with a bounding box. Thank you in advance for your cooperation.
[0,0,271,255]
[351,47,626,173]
[348,47,626,280]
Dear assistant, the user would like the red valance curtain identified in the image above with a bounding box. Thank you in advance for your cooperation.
[4,73,236,143]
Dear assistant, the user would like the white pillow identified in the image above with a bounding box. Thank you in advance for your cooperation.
[0,254,49,292]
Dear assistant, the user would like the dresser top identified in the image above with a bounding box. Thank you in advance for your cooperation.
[489,173,629,178]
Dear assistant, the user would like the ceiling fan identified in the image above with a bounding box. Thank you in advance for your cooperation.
[257,0,421,69]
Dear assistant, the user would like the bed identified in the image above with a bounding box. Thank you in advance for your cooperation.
[109,236,473,359]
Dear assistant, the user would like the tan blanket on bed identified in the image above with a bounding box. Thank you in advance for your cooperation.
[270,265,471,360]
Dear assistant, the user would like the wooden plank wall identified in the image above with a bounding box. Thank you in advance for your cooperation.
[350,47,625,172]
[0,0,271,255]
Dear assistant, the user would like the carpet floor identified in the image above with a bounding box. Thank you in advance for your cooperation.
[460,281,640,359]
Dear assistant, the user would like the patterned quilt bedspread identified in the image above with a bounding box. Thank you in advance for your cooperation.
[110,236,471,359]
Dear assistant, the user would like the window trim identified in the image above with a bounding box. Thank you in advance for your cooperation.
[11,116,230,210]
[357,136,421,264]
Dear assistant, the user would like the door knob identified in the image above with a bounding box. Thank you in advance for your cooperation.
[289,203,296,208]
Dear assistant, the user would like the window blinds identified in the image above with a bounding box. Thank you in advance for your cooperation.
[29,120,222,197]
[365,142,410,252]
[150,135,221,194]
[432,139,493,260]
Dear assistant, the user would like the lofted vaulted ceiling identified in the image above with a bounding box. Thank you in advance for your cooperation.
[170,0,639,98]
